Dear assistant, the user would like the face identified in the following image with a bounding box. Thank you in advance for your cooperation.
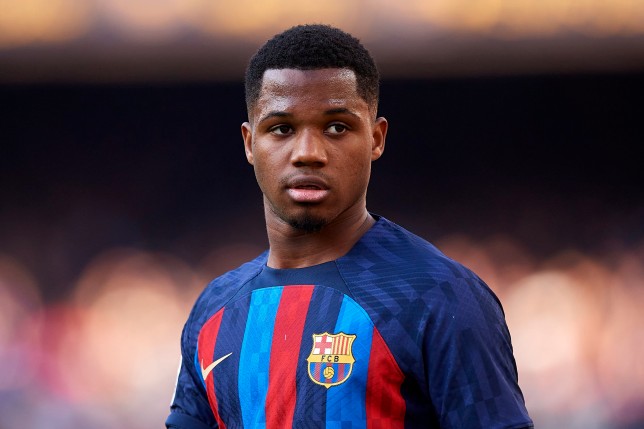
[241,68,387,233]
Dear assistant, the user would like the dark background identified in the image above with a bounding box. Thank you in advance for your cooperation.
[1,72,643,301]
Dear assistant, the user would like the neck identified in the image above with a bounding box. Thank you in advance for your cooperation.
[265,209,375,269]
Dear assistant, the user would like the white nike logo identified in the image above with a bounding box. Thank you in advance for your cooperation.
[200,352,232,380]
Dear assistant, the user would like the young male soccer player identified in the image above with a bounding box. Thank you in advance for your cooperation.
[166,24,533,429]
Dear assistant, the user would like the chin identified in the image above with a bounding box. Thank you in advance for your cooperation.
[286,213,328,233]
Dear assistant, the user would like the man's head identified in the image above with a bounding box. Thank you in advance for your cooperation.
[245,24,380,119]
[241,25,387,236]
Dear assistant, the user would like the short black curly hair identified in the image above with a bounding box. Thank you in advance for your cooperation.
[245,24,380,116]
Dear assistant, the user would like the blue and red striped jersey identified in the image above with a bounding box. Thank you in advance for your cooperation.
[166,216,533,429]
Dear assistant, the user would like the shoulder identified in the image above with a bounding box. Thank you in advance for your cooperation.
[338,216,505,338]
[182,251,268,348]
[337,217,511,385]
[340,217,485,291]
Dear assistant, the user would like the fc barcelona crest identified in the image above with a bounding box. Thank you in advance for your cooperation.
[306,332,356,388]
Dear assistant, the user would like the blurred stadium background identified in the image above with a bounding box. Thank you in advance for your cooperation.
[1,1,643,428]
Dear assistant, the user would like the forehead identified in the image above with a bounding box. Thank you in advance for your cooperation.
[252,68,366,119]
[261,68,357,92]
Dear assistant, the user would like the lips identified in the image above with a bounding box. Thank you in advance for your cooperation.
[285,176,330,203]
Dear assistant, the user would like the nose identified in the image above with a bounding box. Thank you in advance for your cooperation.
[290,129,328,167]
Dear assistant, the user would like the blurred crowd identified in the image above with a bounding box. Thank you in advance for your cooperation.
[1,232,642,428]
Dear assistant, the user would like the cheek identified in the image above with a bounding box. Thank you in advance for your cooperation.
[253,159,269,190]
[252,150,280,191]
[345,147,373,176]
[341,156,372,195]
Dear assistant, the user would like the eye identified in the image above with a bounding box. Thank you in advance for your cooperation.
[270,125,293,135]
[326,123,348,135]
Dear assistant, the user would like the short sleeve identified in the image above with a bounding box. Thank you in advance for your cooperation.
[166,322,217,429]
[424,277,533,429]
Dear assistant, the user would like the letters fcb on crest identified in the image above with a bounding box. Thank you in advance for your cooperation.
[306,332,356,388]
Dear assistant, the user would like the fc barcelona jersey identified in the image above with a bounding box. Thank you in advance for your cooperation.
[166,216,533,429]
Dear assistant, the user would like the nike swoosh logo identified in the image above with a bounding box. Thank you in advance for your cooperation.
[200,352,233,380]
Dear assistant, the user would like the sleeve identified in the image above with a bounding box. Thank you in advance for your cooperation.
[166,316,217,429]
[424,276,534,429]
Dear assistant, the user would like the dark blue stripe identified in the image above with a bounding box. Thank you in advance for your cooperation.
[213,293,251,428]
[293,285,344,427]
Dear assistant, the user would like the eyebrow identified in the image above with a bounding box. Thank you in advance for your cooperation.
[257,111,291,125]
[323,107,360,119]
[257,107,360,125]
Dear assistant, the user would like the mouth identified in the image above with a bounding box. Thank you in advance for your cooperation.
[285,176,330,203]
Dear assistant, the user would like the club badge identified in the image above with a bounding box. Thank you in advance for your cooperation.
[306,332,356,388]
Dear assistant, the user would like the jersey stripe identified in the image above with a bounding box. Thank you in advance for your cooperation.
[213,293,251,428]
[293,285,345,426]
[366,328,405,428]
[266,285,314,429]
[238,287,283,429]
[196,309,227,429]
[326,296,374,428]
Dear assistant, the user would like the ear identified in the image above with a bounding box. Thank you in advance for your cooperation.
[241,122,254,165]
[370,117,388,161]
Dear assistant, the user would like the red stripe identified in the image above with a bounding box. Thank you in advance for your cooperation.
[366,328,405,429]
[336,363,345,382]
[197,309,226,429]
[266,285,314,429]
